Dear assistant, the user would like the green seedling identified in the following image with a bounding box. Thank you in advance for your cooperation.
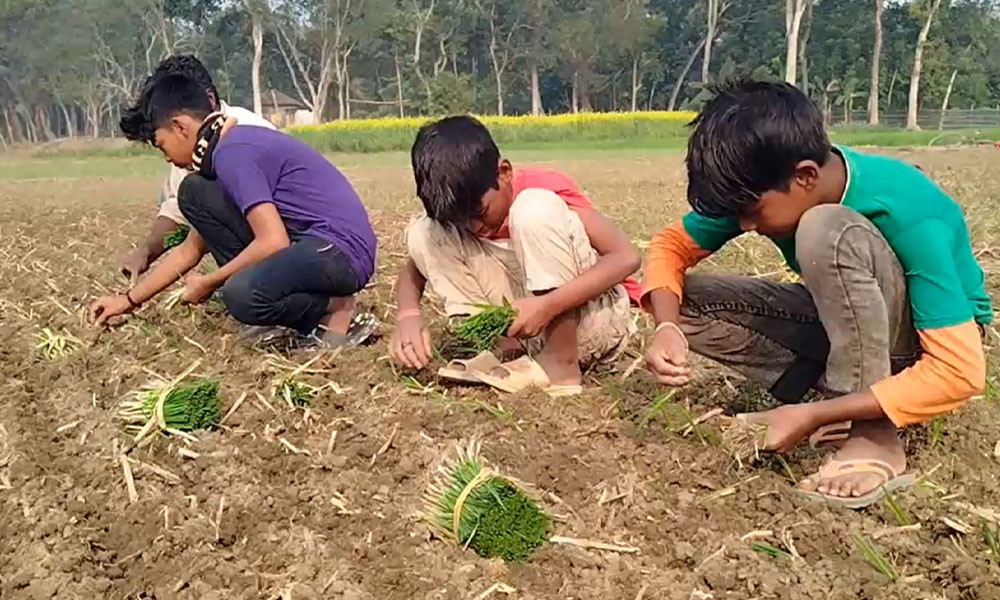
[453,301,517,352]
[929,418,946,450]
[163,224,191,250]
[752,542,793,559]
[984,523,1000,561]
[639,390,677,430]
[852,533,899,582]
[276,377,314,407]
[883,492,911,526]
[423,439,550,562]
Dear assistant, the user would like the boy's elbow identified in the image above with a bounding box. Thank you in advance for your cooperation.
[622,245,641,275]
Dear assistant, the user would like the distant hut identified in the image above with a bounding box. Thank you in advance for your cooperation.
[261,89,314,127]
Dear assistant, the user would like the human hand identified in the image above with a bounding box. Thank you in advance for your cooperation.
[89,294,133,327]
[121,249,150,285]
[389,314,432,369]
[645,322,691,386]
[743,404,821,454]
[182,273,218,305]
[508,295,554,339]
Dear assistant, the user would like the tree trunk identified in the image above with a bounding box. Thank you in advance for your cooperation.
[571,70,579,114]
[702,0,719,83]
[799,0,812,95]
[631,55,641,112]
[887,68,898,111]
[530,62,543,116]
[907,0,945,130]
[250,7,264,116]
[493,61,504,115]
[785,0,808,85]
[869,0,884,125]
[648,80,657,110]
[57,99,74,138]
[670,37,706,110]
[395,54,405,118]
[938,68,957,130]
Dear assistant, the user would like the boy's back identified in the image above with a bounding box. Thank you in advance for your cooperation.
[213,126,377,282]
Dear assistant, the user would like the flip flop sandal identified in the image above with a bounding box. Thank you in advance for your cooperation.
[797,458,916,510]
[437,351,502,383]
[809,421,853,449]
[474,356,583,397]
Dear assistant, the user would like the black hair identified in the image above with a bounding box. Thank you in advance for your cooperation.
[119,74,213,144]
[411,116,501,226]
[120,55,217,143]
[686,78,831,218]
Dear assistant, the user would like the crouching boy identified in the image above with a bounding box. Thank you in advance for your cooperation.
[90,73,377,348]
[642,80,991,508]
[389,116,641,395]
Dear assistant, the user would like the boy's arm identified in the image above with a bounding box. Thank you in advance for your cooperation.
[196,203,289,293]
[92,232,206,326]
[122,216,180,283]
[508,205,639,338]
[390,258,433,369]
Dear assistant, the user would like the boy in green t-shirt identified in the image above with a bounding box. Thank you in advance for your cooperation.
[641,79,991,508]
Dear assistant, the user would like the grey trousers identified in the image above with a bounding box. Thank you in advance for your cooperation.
[680,205,921,401]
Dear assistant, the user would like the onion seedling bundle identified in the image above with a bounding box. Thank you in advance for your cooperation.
[163,225,191,250]
[423,439,550,562]
[453,301,517,353]
[120,378,222,433]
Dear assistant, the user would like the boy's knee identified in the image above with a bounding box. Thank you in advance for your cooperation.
[508,188,568,235]
[177,174,218,217]
[220,271,265,325]
[795,204,875,271]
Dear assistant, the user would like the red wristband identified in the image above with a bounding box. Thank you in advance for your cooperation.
[397,308,421,321]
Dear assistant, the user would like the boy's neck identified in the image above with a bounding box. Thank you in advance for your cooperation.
[816,150,848,206]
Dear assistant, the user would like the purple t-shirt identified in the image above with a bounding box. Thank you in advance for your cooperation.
[213,126,377,284]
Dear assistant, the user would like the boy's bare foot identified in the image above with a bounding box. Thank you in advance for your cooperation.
[535,350,581,386]
[320,295,358,335]
[798,418,906,498]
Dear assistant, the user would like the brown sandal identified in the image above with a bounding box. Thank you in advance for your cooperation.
[437,351,502,383]
[797,458,915,509]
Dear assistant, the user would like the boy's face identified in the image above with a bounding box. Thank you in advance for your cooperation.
[152,114,201,169]
[738,160,823,238]
[469,159,514,237]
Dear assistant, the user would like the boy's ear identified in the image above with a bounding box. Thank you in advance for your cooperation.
[792,160,821,190]
[498,159,513,182]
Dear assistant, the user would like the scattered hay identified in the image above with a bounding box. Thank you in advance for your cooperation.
[35,327,82,360]
[720,416,769,466]
[422,439,551,562]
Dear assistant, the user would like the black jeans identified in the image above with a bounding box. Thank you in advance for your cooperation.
[178,175,362,333]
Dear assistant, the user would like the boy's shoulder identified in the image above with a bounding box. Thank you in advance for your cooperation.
[513,167,591,209]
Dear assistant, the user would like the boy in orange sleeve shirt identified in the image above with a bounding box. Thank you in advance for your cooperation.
[642,80,991,508]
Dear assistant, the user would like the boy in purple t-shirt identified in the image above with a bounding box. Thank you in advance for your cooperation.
[90,73,378,348]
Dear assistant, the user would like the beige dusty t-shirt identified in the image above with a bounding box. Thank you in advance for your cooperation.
[156,102,277,224]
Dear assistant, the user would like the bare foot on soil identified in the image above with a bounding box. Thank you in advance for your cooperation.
[798,418,906,498]
[534,350,581,387]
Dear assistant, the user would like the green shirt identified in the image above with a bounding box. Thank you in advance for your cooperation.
[681,145,993,330]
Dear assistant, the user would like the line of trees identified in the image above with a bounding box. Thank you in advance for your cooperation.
[2,0,1000,146]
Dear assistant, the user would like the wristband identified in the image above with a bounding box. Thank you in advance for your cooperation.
[125,289,141,309]
[654,321,688,352]
[397,308,421,321]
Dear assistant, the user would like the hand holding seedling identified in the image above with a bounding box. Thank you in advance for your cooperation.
[390,313,433,369]
[742,405,821,453]
[89,294,134,327]
[645,323,691,386]
[181,273,217,305]
[508,296,554,339]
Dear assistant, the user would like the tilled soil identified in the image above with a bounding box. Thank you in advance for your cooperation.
[1,147,998,600]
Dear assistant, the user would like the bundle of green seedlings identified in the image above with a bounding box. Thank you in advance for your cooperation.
[163,225,191,250]
[119,378,222,434]
[423,439,551,562]
[453,301,518,353]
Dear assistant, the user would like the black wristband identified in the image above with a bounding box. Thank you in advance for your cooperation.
[125,290,141,309]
